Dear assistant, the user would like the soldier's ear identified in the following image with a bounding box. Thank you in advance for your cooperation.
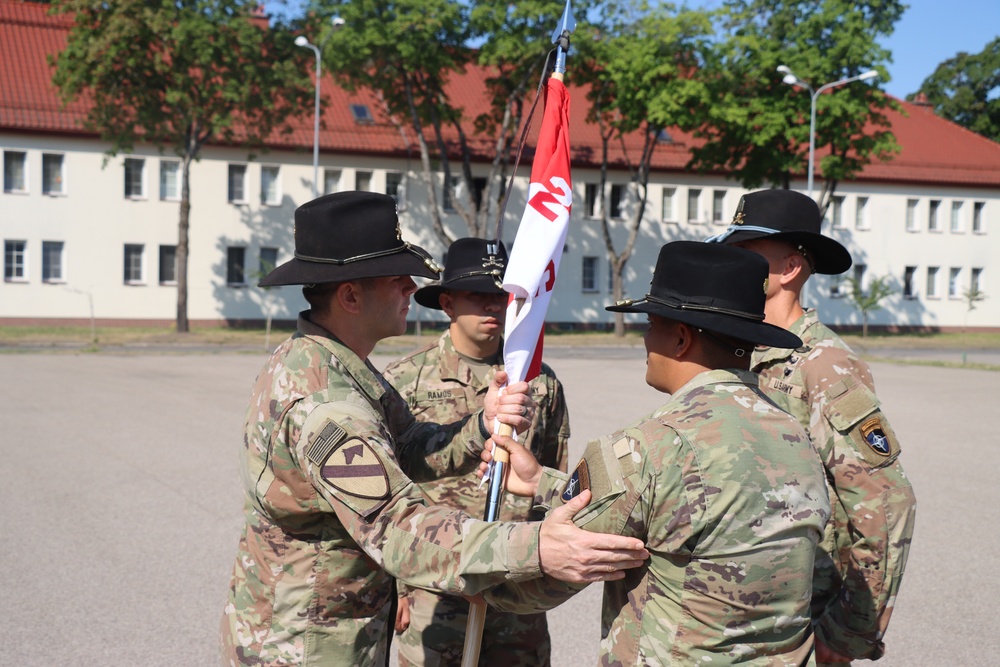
[439,291,456,318]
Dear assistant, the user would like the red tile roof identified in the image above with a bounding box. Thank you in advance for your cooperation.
[3,0,1000,188]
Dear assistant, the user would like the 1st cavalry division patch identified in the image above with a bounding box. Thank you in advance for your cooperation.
[309,422,389,500]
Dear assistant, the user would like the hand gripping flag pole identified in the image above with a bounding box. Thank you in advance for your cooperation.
[461,3,575,665]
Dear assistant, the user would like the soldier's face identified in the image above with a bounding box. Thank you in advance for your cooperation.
[733,239,798,300]
[440,289,506,356]
[643,315,679,393]
[361,275,417,338]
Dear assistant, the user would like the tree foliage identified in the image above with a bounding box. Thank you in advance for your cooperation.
[52,0,311,332]
[910,37,1000,144]
[846,274,893,338]
[687,0,903,216]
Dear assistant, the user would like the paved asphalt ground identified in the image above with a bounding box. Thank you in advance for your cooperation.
[2,345,998,666]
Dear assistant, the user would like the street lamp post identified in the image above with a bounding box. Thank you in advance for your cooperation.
[295,16,345,198]
[777,65,878,198]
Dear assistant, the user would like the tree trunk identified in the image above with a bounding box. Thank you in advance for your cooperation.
[862,313,868,339]
[176,154,192,333]
[404,77,452,248]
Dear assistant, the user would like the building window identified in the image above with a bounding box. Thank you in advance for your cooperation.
[906,199,919,232]
[855,196,869,230]
[4,240,27,281]
[853,264,867,292]
[584,183,600,218]
[582,256,598,292]
[687,188,701,223]
[228,164,247,203]
[350,104,374,124]
[829,274,844,298]
[949,267,961,298]
[926,266,939,298]
[324,169,341,195]
[159,245,177,284]
[261,165,280,205]
[124,244,144,284]
[160,160,180,200]
[828,196,845,228]
[903,266,917,299]
[973,202,985,233]
[42,241,64,282]
[928,199,941,231]
[42,153,64,195]
[950,201,963,233]
[123,158,144,198]
[357,170,373,193]
[712,190,726,224]
[609,184,624,219]
[259,247,278,274]
[662,187,676,222]
[226,247,246,286]
[607,258,614,292]
[472,177,487,210]
[386,171,404,204]
[3,150,27,193]
[971,267,983,295]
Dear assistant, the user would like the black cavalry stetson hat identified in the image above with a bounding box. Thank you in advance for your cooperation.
[607,241,803,349]
[414,238,509,310]
[258,191,441,287]
[705,189,852,275]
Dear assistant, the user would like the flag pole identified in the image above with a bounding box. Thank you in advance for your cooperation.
[461,3,576,666]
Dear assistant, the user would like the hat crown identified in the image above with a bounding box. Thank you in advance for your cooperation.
[733,189,822,234]
[293,191,404,262]
[440,237,508,285]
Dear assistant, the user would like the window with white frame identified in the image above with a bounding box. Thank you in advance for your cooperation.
[42,241,64,282]
[324,169,341,195]
[828,196,845,228]
[357,170,373,193]
[662,187,676,222]
[926,266,939,298]
[159,245,177,284]
[855,196,869,230]
[261,165,280,205]
[259,247,279,274]
[42,153,64,195]
[609,184,624,219]
[950,201,963,233]
[3,150,27,193]
[971,267,983,295]
[607,258,614,292]
[829,274,844,298]
[160,160,180,200]
[906,199,919,232]
[973,202,985,233]
[227,164,247,203]
[582,256,598,292]
[124,244,144,284]
[853,264,867,292]
[949,267,961,298]
[928,199,941,231]
[386,171,404,204]
[584,183,600,218]
[687,188,701,223]
[903,266,917,299]
[226,247,246,285]
[712,190,726,224]
[124,158,145,198]
[4,240,27,281]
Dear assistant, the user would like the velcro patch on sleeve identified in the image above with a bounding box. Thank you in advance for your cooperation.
[306,422,347,466]
[562,459,590,502]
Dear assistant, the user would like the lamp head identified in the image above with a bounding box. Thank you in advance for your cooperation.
[782,74,798,85]
[332,16,345,28]
[776,65,792,75]
[859,69,878,81]
[294,35,310,47]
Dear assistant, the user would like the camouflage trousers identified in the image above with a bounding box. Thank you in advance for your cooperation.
[397,587,551,667]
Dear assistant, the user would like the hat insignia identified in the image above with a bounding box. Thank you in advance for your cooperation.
[763,277,769,293]
[482,255,504,269]
[732,196,746,226]
[395,220,402,241]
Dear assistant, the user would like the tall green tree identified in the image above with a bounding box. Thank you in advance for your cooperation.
[687,0,903,216]
[576,2,713,336]
[846,274,893,339]
[52,0,311,332]
[910,37,1000,144]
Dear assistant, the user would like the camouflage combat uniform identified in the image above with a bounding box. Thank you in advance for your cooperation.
[221,313,544,667]
[486,368,831,666]
[383,330,570,667]
[752,309,917,661]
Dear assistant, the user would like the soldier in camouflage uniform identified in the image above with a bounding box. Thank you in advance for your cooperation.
[383,238,570,667]
[220,192,649,667]
[483,241,832,665]
[709,189,917,664]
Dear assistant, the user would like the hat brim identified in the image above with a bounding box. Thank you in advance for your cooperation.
[258,247,438,287]
[606,299,802,349]
[414,275,506,310]
[721,230,852,275]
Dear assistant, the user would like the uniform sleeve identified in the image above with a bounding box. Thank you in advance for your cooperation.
[294,401,542,594]
[805,354,917,659]
[380,374,487,482]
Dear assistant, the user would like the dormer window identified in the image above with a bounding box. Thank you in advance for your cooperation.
[351,104,374,124]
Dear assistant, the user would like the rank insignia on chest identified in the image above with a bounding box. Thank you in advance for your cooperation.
[318,434,390,500]
[561,459,591,502]
[860,416,891,456]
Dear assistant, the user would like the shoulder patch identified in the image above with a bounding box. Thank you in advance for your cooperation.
[562,459,590,502]
[319,437,390,500]
[860,416,891,456]
[306,422,347,465]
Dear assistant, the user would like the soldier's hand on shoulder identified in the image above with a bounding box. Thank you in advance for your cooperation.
[538,490,649,584]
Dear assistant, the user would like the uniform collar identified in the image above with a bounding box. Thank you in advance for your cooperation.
[670,367,759,400]
[437,330,499,389]
[297,311,388,401]
[752,309,819,366]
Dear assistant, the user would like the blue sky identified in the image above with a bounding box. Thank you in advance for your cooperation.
[270,1,999,99]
